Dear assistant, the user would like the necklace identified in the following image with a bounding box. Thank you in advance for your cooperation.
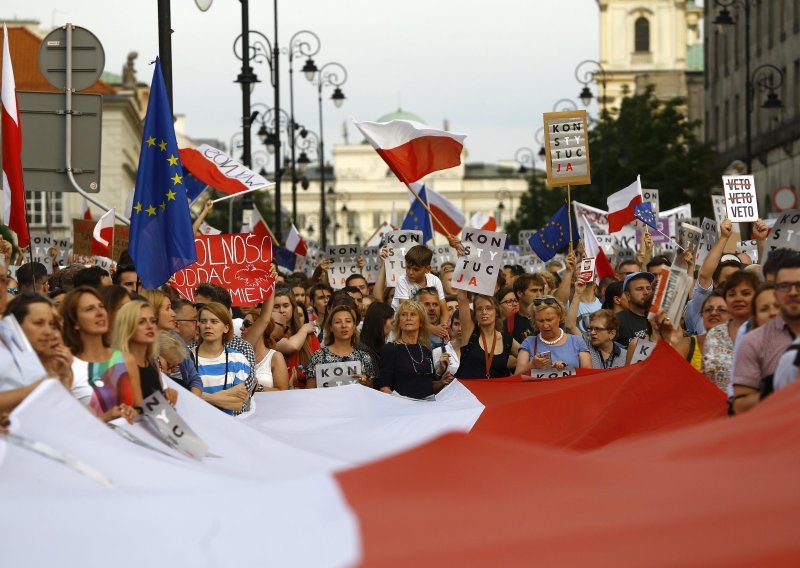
[539,328,564,346]
[480,329,498,379]
[402,342,425,364]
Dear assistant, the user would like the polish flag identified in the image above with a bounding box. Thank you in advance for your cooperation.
[285,224,308,256]
[353,119,466,184]
[410,183,465,236]
[82,197,92,220]
[91,208,115,258]
[197,221,221,236]
[249,206,277,243]
[1,25,30,249]
[179,144,272,196]
[577,213,615,282]
[469,211,497,232]
[606,175,643,233]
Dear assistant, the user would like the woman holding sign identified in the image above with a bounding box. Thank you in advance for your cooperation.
[305,305,376,389]
[455,291,520,378]
[515,296,590,374]
[377,300,451,399]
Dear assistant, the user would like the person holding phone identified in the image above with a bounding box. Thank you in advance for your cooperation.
[515,295,590,374]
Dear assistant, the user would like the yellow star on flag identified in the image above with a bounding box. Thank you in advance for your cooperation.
[158,140,167,151]
[146,205,157,216]
[166,189,177,201]
[171,173,183,185]
[134,202,142,214]
[167,154,179,166]
[160,201,167,212]
[146,136,156,147]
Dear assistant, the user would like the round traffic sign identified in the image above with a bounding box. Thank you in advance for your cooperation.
[773,186,798,212]
[38,25,105,92]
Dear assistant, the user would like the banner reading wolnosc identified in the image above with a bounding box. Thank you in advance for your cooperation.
[172,233,274,306]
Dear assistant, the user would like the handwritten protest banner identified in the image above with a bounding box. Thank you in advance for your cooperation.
[72,218,129,261]
[767,209,800,252]
[326,244,360,290]
[382,230,423,285]
[315,361,362,388]
[359,246,381,283]
[172,233,273,306]
[723,175,758,222]
[452,229,506,296]
[543,110,591,187]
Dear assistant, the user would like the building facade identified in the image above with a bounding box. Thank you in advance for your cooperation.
[703,1,800,213]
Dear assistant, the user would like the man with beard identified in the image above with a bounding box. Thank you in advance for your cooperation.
[616,272,655,347]
[414,287,446,349]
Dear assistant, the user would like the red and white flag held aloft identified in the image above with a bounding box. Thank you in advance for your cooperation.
[577,213,615,282]
[607,175,643,233]
[179,145,273,199]
[1,25,30,249]
[82,197,92,220]
[285,224,308,257]
[469,211,497,232]
[91,208,115,258]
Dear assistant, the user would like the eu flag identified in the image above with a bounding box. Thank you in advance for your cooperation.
[633,201,657,229]
[183,169,208,202]
[129,59,197,289]
[401,185,434,243]
[273,244,297,271]
[528,204,581,261]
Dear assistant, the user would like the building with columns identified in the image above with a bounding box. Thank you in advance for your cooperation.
[293,110,528,246]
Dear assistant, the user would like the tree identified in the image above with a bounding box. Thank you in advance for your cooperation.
[504,171,568,244]
[203,189,278,235]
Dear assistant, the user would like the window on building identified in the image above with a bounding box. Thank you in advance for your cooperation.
[25,191,65,229]
[634,17,650,53]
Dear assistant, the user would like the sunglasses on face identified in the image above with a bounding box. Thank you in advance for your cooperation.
[532,296,558,307]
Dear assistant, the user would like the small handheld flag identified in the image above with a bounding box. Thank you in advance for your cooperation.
[528,205,581,262]
[633,202,657,229]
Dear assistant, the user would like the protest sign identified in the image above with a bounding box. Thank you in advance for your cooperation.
[629,338,657,364]
[432,245,457,269]
[359,246,381,283]
[697,218,718,265]
[723,175,758,222]
[93,256,116,272]
[172,233,274,306]
[522,367,576,380]
[711,195,728,226]
[674,223,702,270]
[767,210,800,252]
[326,244,360,290]
[29,235,54,274]
[736,239,759,263]
[642,188,660,214]
[518,255,545,274]
[501,250,519,266]
[635,218,671,245]
[382,230,423,285]
[543,110,591,187]
[595,234,615,256]
[573,201,637,251]
[452,229,506,296]
[72,218,129,261]
[517,230,535,254]
[578,257,596,282]
[315,361,362,388]
[649,266,690,324]
[140,391,208,460]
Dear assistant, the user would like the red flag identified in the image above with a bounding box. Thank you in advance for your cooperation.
[179,144,271,196]
[607,175,643,233]
[249,206,278,244]
[1,25,30,249]
[82,197,92,220]
[91,208,115,258]
[353,119,466,184]
[577,213,615,281]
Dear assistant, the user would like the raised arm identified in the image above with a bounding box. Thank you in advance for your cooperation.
[698,218,733,288]
[192,199,214,236]
[372,246,390,302]
[565,279,584,335]
[458,289,474,341]
[752,219,769,266]
[554,251,577,304]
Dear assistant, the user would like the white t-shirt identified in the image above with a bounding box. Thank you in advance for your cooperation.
[70,357,92,407]
[392,273,445,309]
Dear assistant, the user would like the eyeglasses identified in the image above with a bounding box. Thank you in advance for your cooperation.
[702,306,729,314]
[775,282,800,293]
[500,299,519,305]
[587,326,610,333]
[532,296,558,307]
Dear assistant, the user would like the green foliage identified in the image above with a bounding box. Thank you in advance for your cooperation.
[203,189,278,234]
[504,172,567,244]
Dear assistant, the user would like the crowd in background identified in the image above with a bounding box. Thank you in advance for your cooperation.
[2,215,799,424]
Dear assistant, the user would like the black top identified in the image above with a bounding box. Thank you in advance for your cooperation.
[457,330,513,379]
[508,312,533,344]
[616,310,651,347]
[139,364,163,399]
[377,342,436,399]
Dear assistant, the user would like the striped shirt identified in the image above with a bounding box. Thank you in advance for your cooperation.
[194,347,251,416]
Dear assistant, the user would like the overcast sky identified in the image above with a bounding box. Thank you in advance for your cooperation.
[6,0,600,166]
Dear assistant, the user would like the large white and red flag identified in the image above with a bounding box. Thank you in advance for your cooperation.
[577,213,615,281]
[82,197,92,220]
[407,183,465,236]
[285,224,308,256]
[91,208,115,258]
[607,175,643,233]
[469,211,497,232]
[353,118,466,184]
[179,144,272,197]
[1,25,29,249]
[248,206,278,243]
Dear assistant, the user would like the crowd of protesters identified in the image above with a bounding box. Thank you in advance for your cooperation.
[1,214,799,424]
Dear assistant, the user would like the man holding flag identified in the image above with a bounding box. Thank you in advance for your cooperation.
[129,59,196,289]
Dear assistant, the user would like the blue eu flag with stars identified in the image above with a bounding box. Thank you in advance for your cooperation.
[528,204,581,261]
[401,185,434,243]
[633,201,657,229]
[129,58,197,289]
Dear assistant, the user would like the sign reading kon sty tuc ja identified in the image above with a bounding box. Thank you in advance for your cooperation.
[542,110,591,187]
[452,229,506,296]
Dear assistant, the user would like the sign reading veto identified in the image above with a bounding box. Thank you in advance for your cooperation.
[172,233,274,306]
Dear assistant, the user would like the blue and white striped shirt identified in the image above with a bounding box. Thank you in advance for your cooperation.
[195,347,251,415]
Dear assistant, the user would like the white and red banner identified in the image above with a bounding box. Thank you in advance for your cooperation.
[285,224,308,256]
[354,118,466,184]
[469,211,497,232]
[577,214,614,281]
[179,144,272,196]
[172,233,274,306]
[1,25,29,248]
[248,206,277,243]
[607,175,643,233]
[90,208,115,258]
[414,183,465,236]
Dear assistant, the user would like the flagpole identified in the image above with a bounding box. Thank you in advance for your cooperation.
[566,184,573,254]
[211,183,274,204]
[404,182,453,240]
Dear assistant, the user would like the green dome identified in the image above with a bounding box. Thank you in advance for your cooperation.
[376,108,426,125]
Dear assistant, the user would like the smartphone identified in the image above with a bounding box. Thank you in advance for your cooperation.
[538,350,552,365]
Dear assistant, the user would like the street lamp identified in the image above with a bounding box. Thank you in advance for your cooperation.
[496,189,513,225]
[286,30,321,226]
[574,60,608,117]
[712,0,784,173]
[309,61,348,249]
[514,147,537,174]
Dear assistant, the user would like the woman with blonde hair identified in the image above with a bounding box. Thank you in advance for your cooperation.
[194,302,251,415]
[111,300,178,405]
[155,331,189,383]
[139,289,177,333]
[515,295,590,374]
[305,304,377,389]
[242,287,290,391]
[61,286,141,423]
[377,300,450,399]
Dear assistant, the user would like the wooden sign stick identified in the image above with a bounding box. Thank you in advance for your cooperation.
[567,184,574,254]
[404,182,454,240]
